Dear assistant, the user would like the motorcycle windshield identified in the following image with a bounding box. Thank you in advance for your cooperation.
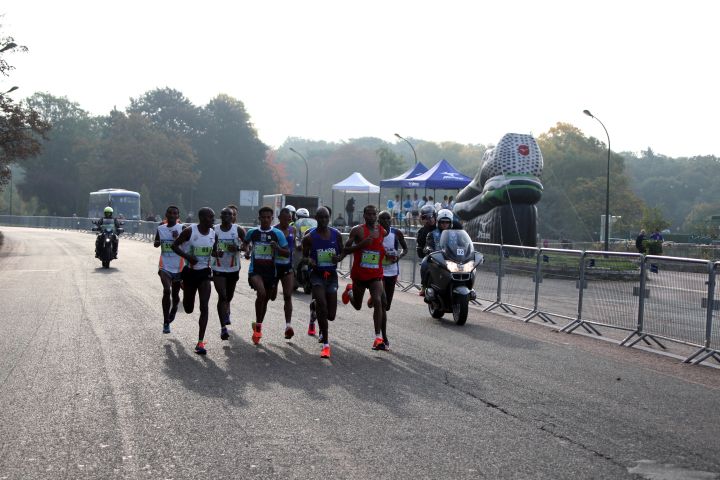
[439,229,474,263]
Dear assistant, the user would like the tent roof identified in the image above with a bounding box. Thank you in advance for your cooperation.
[379,162,429,188]
[332,172,380,193]
[400,159,472,189]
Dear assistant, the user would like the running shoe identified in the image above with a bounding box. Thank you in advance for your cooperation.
[307,322,317,336]
[341,283,353,305]
[195,341,207,355]
[320,345,331,359]
[372,338,387,351]
[251,322,262,345]
[220,327,229,341]
[285,326,295,340]
[162,323,171,334]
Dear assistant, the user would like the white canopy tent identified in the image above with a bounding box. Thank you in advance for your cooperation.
[331,172,380,225]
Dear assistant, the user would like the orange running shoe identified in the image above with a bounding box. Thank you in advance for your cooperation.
[320,345,331,358]
[341,283,353,304]
[251,322,262,345]
[372,338,386,351]
[194,341,207,355]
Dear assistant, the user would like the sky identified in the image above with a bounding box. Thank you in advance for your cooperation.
[2,0,719,158]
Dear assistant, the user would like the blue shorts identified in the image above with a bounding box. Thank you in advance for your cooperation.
[310,270,339,293]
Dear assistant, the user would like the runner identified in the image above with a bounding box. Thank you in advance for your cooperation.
[274,207,296,339]
[242,206,289,345]
[172,207,216,355]
[368,210,408,349]
[212,207,245,341]
[340,204,388,351]
[224,204,239,324]
[302,207,344,358]
[154,205,184,334]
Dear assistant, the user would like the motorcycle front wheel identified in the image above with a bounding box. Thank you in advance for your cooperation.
[428,302,444,319]
[452,294,469,325]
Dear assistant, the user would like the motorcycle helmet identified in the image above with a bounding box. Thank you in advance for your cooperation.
[285,205,296,215]
[104,206,114,217]
[437,209,453,224]
[296,208,310,218]
[420,204,436,219]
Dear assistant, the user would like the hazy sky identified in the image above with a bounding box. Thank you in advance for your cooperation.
[2,1,718,158]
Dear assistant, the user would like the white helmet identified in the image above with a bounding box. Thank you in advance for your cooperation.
[285,205,296,214]
[437,209,453,223]
[296,208,310,218]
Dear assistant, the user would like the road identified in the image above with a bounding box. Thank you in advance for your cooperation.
[1,227,719,480]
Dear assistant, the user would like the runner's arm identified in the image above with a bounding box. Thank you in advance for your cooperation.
[153,230,161,248]
[396,230,408,260]
[171,228,197,265]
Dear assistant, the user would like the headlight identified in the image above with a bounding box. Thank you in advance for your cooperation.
[446,260,475,273]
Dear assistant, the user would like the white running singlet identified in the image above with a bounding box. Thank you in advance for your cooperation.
[188,224,216,270]
[213,224,241,273]
[382,227,400,277]
[157,223,185,273]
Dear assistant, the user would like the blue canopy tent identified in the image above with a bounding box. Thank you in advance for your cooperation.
[378,162,429,210]
[400,159,472,206]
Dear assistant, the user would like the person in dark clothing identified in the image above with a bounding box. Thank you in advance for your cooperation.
[415,204,437,258]
[345,197,355,226]
[635,229,646,253]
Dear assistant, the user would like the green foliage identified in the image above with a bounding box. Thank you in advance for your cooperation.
[641,206,670,233]
[682,202,720,237]
[376,146,407,179]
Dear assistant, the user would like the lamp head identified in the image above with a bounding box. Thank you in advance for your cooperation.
[0,42,17,53]
[289,147,297,153]
[394,133,401,139]
[583,109,593,118]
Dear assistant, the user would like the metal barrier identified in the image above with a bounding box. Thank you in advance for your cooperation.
[3,215,720,367]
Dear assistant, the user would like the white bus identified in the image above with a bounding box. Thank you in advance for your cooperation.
[88,189,141,220]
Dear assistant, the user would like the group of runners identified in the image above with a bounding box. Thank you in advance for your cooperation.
[154,203,407,359]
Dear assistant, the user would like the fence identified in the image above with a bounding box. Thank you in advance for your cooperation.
[2,215,719,367]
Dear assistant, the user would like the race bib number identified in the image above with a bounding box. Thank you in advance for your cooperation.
[456,248,465,256]
[254,243,273,260]
[161,240,174,253]
[382,249,396,265]
[217,240,234,252]
[192,246,212,258]
[317,248,336,267]
[360,250,381,269]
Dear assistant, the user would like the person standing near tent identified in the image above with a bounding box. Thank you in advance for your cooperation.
[345,197,355,226]
[403,195,413,227]
[393,194,402,225]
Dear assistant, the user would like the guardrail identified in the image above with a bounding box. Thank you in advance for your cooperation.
[2,215,719,367]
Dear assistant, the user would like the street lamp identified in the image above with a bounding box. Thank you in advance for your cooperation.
[583,109,611,251]
[0,86,18,97]
[394,133,417,165]
[289,147,309,196]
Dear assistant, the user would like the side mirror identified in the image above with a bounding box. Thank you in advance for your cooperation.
[474,252,484,266]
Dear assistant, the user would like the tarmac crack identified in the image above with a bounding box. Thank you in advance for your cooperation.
[443,372,626,469]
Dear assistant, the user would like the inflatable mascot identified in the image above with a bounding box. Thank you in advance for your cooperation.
[453,133,543,246]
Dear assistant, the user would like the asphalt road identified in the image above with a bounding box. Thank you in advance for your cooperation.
[1,227,719,480]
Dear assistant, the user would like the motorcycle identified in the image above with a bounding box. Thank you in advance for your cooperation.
[293,255,312,294]
[92,221,123,269]
[424,229,483,325]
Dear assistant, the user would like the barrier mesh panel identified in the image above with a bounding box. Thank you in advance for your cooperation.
[710,263,720,351]
[474,243,501,303]
[500,245,538,313]
[581,252,642,331]
[536,249,582,320]
[641,257,710,347]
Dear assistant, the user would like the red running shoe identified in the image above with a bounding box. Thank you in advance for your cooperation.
[372,338,386,351]
[341,283,353,305]
[285,326,294,340]
[320,345,331,358]
[307,322,317,336]
[251,322,262,345]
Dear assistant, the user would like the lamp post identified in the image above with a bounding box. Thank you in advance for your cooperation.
[289,147,309,196]
[0,42,17,53]
[394,133,417,165]
[0,86,18,97]
[583,109,611,251]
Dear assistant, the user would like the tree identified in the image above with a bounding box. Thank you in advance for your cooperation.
[93,111,198,211]
[18,93,97,215]
[193,94,271,208]
[0,33,50,189]
[127,87,203,139]
[682,203,720,237]
[376,146,407,179]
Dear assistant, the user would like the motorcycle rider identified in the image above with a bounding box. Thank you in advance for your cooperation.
[415,204,436,295]
[294,208,317,246]
[420,209,459,290]
[94,206,122,259]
